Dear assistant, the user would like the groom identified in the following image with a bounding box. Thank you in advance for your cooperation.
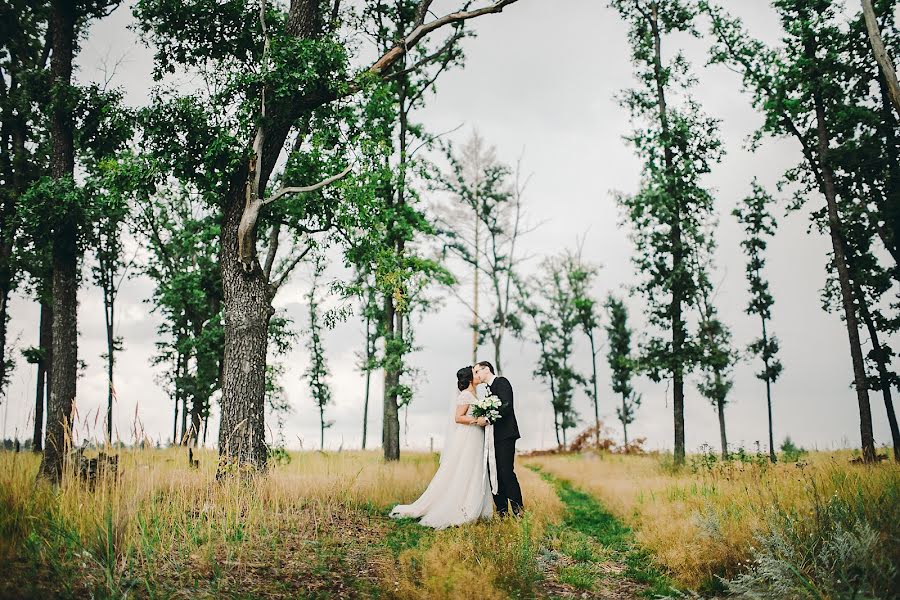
[474,361,524,516]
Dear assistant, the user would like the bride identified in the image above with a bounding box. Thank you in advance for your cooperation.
[389,366,494,529]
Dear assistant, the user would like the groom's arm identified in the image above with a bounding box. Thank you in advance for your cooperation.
[493,378,514,419]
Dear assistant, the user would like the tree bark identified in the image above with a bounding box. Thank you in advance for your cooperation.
[38,0,78,484]
[808,40,876,462]
[217,191,272,475]
[621,393,629,447]
[382,294,400,461]
[861,0,900,117]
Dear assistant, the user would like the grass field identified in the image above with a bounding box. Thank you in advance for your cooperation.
[1,447,897,599]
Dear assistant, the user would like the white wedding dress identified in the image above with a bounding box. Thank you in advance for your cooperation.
[389,389,494,529]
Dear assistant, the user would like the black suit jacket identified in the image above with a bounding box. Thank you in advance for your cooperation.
[488,376,520,441]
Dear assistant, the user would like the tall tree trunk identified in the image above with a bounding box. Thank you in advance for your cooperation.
[808,42,876,462]
[621,393,629,447]
[172,349,180,445]
[104,287,114,444]
[179,349,188,445]
[855,283,900,461]
[493,333,502,376]
[362,314,372,450]
[0,259,10,402]
[716,377,728,460]
[649,4,686,465]
[382,294,400,460]
[588,331,599,448]
[760,313,777,463]
[472,211,479,364]
[32,300,52,453]
[217,193,271,475]
[38,0,78,484]
[861,0,900,117]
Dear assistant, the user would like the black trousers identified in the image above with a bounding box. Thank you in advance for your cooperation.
[493,437,524,515]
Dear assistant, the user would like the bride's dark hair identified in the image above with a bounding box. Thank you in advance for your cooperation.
[456,366,474,391]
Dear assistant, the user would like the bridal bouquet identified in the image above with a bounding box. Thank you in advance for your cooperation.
[471,392,502,423]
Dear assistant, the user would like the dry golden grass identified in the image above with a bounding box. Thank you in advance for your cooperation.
[528,450,900,590]
[0,447,563,599]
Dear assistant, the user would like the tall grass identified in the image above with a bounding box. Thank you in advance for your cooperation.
[528,450,900,595]
[0,448,445,598]
[1,448,564,599]
[382,463,564,599]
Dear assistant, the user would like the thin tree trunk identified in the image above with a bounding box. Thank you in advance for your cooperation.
[808,39,876,462]
[649,4,686,465]
[621,393,629,447]
[473,211,479,364]
[362,314,372,450]
[320,405,325,450]
[861,0,900,117]
[760,313,777,463]
[716,380,728,460]
[179,350,188,445]
[172,349,180,446]
[855,283,900,461]
[493,333,502,376]
[32,300,52,453]
[105,286,114,444]
[38,0,78,484]
[589,331,599,448]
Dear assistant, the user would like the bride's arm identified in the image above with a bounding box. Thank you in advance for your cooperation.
[455,404,478,425]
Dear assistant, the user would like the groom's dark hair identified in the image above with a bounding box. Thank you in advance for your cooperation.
[476,361,495,375]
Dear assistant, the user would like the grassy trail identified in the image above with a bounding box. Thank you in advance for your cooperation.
[529,465,677,599]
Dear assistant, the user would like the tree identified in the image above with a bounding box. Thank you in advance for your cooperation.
[705,0,877,461]
[437,130,529,371]
[36,0,122,483]
[304,258,332,450]
[604,295,641,447]
[84,101,134,445]
[354,278,378,450]
[695,279,738,460]
[733,181,783,463]
[567,250,602,447]
[520,255,584,447]
[135,0,524,474]
[612,0,722,464]
[133,180,223,447]
[0,0,54,403]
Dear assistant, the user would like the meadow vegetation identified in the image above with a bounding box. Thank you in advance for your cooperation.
[1,446,897,599]
[529,448,900,597]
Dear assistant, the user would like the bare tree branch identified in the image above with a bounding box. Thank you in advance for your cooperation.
[262,164,353,206]
[861,0,900,116]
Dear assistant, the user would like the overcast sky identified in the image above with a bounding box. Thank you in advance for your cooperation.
[3,1,899,455]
